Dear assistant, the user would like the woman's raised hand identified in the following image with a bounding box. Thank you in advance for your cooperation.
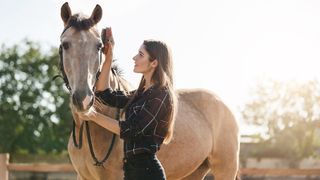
[101,27,115,63]
[95,27,115,91]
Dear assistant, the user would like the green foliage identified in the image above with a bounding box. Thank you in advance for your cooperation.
[242,79,320,166]
[0,41,72,154]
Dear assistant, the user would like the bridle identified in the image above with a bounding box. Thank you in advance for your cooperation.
[54,26,120,167]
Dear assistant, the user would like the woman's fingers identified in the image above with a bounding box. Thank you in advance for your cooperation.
[106,28,114,46]
[78,112,94,121]
[86,109,100,119]
[104,41,113,56]
[102,27,114,55]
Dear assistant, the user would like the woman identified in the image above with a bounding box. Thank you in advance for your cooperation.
[79,28,177,180]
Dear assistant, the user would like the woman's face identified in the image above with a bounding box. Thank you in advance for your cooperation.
[132,45,157,74]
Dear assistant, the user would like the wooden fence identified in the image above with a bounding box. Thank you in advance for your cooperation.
[1,153,320,179]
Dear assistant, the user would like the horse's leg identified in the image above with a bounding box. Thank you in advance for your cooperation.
[207,127,239,180]
[207,147,239,180]
[208,99,240,180]
[181,159,211,180]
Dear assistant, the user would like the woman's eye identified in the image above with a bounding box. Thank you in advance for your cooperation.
[62,42,70,50]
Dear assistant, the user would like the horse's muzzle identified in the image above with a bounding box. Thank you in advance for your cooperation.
[72,90,94,112]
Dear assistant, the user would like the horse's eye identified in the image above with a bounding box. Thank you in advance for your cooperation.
[62,42,70,50]
[97,43,102,50]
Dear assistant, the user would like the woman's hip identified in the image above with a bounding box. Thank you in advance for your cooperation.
[123,153,166,180]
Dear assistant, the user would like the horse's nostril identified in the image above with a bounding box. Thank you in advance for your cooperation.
[72,93,83,111]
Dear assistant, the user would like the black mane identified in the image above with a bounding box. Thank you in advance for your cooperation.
[66,13,95,31]
[111,60,123,77]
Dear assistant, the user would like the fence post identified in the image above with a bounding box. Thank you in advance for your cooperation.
[0,153,9,180]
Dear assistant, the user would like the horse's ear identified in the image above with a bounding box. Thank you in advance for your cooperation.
[61,2,72,26]
[90,4,102,24]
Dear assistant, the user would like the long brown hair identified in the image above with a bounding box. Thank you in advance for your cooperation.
[124,40,177,144]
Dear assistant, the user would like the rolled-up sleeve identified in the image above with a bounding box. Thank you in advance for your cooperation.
[119,92,170,141]
[95,88,135,108]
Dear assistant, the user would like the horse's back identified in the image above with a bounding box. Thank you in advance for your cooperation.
[176,88,239,134]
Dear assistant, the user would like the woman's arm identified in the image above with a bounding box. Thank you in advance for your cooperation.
[91,113,120,135]
[95,88,134,108]
[94,28,133,108]
[96,27,114,91]
[95,41,113,91]
[78,111,120,135]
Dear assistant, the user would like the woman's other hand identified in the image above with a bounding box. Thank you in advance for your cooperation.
[78,110,99,122]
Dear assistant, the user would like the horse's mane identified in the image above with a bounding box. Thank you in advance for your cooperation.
[111,60,124,76]
[110,61,134,92]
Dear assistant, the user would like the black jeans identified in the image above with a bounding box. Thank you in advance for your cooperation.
[123,153,166,180]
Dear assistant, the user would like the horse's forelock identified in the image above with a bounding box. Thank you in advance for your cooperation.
[67,13,96,31]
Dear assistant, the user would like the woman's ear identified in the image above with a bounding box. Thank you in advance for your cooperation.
[151,59,159,68]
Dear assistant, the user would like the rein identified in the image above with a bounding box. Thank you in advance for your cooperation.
[55,26,121,167]
[84,69,121,167]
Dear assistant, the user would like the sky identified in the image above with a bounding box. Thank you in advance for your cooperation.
[1,0,320,135]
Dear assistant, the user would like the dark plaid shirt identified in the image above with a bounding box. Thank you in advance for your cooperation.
[95,85,172,158]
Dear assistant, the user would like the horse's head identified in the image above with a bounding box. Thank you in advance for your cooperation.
[59,2,102,112]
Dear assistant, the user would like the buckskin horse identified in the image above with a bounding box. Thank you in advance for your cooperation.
[58,2,240,180]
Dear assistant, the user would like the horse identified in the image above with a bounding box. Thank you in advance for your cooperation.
[58,2,240,180]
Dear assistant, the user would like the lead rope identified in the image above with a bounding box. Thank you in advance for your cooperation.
[72,120,84,149]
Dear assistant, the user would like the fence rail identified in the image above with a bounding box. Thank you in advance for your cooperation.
[240,168,320,176]
[1,153,320,179]
[8,163,74,172]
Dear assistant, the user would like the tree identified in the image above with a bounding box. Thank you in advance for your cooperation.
[0,41,72,155]
[241,79,320,167]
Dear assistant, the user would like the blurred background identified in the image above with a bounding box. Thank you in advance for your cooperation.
[1,0,320,179]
